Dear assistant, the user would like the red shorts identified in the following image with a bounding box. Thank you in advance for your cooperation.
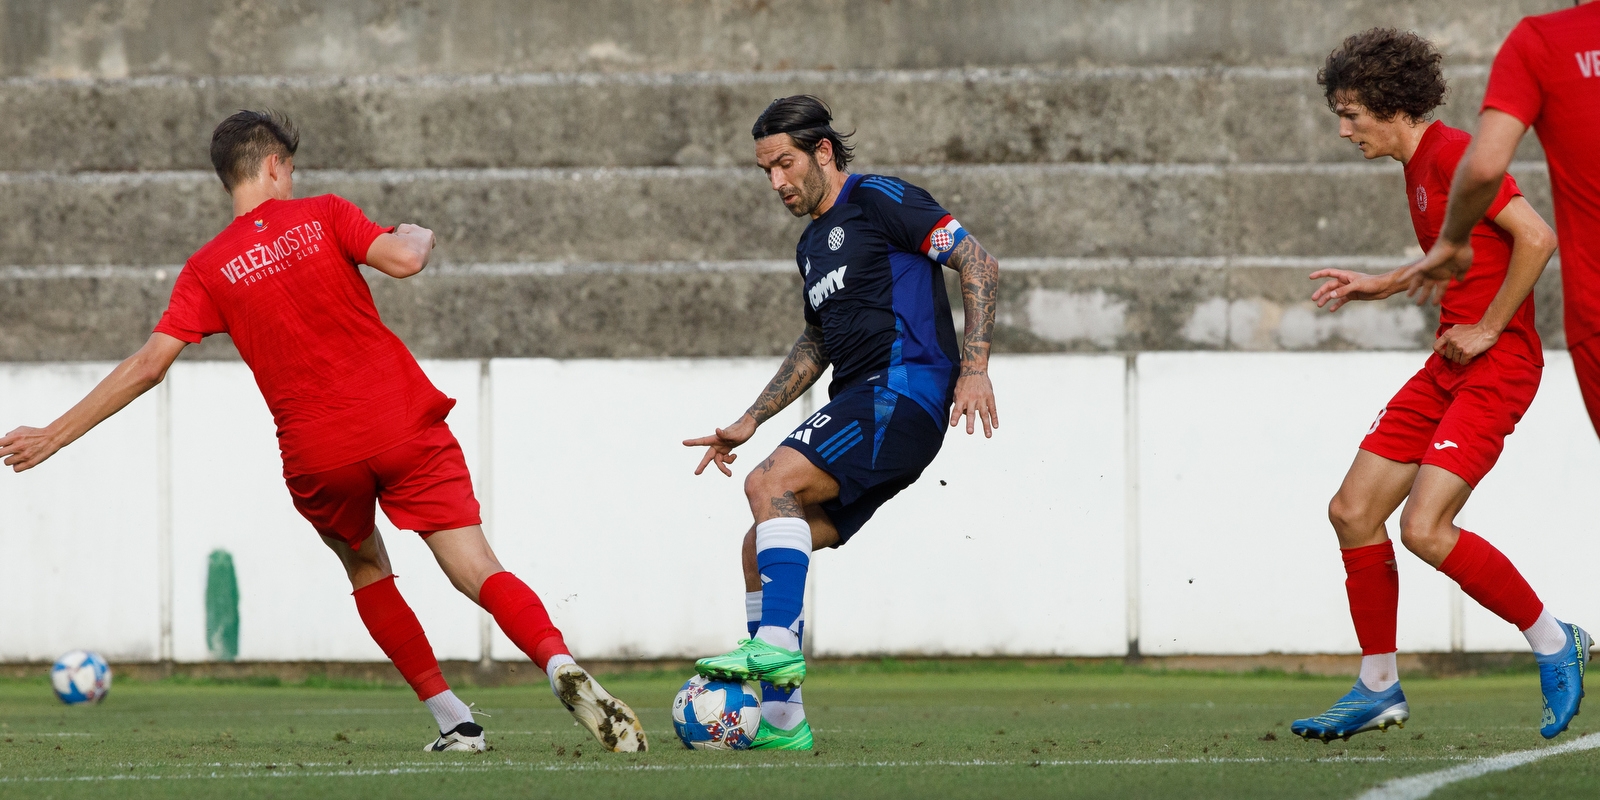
[1569,336,1600,440]
[284,420,481,548]
[1359,349,1540,488]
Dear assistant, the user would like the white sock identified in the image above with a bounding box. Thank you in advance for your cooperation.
[745,590,763,637]
[545,654,578,700]
[1524,610,1569,656]
[1359,652,1399,692]
[756,625,800,651]
[761,685,806,729]
[423,689,474,732]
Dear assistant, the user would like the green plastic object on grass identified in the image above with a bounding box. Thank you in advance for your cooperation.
[205,549,239,661]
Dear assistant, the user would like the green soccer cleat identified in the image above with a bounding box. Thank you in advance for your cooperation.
[695,638,807,688]
[750,717,814,750]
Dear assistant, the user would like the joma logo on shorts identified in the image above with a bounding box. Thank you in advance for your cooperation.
[808,265,847,309]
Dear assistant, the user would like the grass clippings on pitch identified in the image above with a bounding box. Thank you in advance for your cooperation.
[0,662,1595,800]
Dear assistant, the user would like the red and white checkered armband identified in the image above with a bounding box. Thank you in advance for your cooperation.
[920,215,969,265]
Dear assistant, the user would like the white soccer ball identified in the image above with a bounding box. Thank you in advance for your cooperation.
[671,674,760,750]
[50,650,112,705]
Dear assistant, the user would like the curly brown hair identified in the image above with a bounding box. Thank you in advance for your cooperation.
[1318,28,1447,122]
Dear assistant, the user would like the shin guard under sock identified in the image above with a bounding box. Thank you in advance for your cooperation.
[478,571,570,670]
[353,575,450,701]
[1438,529,1544,631]
[1342,541,1400,656]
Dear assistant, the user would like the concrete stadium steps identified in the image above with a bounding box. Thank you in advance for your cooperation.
[3,258,1565,362]
[1,0,1543,79]
[0,67,1544,172]
[0,163,1556,266]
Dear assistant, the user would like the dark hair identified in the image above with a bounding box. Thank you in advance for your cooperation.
[1318,28,1447,122]
[210,109,300,192]
[751,95,854,171]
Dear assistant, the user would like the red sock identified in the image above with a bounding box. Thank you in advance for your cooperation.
[352,575,450,701]
[478,571,570,670]
[1342,541,1400,655]
[1438,529,1544,630]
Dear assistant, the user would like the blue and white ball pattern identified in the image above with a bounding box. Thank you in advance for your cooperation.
[50,650,112,705]
[672,674,760,750]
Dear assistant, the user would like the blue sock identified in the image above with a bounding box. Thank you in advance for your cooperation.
[754,518,811,649]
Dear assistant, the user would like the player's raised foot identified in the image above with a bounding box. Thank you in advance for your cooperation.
[695,638,806,688]
[1290,680,1409,742]
[1537,621,1592,739]
[552,663,648,752]
[424,721,487,752]
[750,717,814,750]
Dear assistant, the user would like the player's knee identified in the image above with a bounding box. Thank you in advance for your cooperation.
[1327,491,1374,535]
[1396,510,1448,558]
[743,464,796,506]
[743,469,771,505]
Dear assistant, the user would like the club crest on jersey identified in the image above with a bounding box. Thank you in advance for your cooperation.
[254,219,268,231]
[1415,186,1427,213]
[931,228,954,252]
[828,227,845,251]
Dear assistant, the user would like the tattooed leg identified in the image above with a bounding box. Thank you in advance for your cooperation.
[744,446,839,523]
[744,449,838,654]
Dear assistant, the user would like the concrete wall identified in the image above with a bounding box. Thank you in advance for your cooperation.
[4,352,1596,663]
[0,1,1549,78]
[2,0,1567,364]
[3,2,1580,664]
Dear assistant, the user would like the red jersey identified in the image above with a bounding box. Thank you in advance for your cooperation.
[1482,4,1600,347]
[1405,121,1540,365]
[155,195,454,475]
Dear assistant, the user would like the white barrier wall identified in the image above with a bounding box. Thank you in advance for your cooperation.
[2,352,1597,662]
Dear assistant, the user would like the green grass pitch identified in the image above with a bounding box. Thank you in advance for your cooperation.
[3,663,1598,799]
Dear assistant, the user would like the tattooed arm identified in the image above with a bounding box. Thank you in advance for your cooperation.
[944,236,1000,436]
[747,324,830,425]
[683,324,830,476]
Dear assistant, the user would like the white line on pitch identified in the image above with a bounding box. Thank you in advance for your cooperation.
[1353,732,1600,800]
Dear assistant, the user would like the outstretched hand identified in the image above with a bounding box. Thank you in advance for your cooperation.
[683,414,758,476]
[1397,240,1472,307]
[1309,269,1395,312]
[950,372,999,437]
[0,426,61,473]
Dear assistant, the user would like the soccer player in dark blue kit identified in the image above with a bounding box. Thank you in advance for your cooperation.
[684,95,1001,750]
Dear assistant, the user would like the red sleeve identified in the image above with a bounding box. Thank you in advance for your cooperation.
[1486,171,1523,221]
[1482,21,1544,126]
[153,263,226,343]
[320,194,394,266]
[1435,136,1522,222]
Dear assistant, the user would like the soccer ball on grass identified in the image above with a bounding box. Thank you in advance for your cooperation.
[51,650,112,705]
[671,674,759,750]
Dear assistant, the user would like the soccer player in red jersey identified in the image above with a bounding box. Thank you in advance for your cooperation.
[1394,1,1600,740]
[0,111,646,754]
[1290,30,1584,741]
[1403,2,1600,427]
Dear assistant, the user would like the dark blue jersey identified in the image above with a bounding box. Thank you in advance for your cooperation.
[796,173,969,424]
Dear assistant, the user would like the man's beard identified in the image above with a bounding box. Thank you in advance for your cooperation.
[783,156,831,217]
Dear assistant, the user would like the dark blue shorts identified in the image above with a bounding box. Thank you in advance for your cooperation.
[779,383,945,546]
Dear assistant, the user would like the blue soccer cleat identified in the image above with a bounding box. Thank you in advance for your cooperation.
[1537,621,1592,739]
[1291,680,1409,742]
